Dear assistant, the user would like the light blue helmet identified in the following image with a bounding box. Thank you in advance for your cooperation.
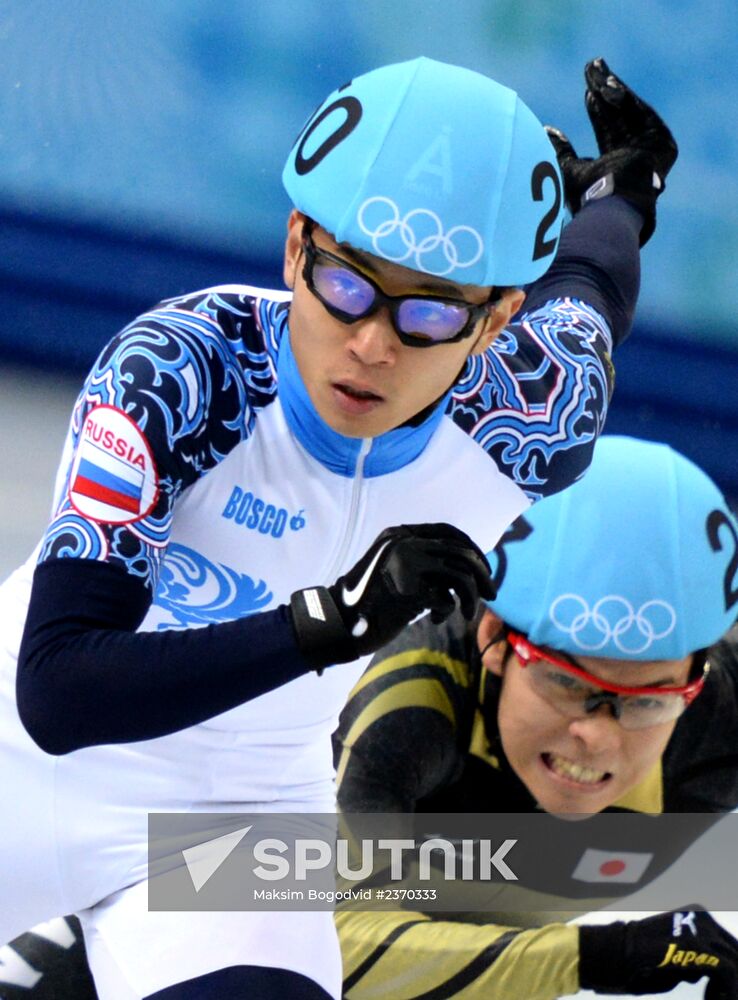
[488,436,738,660]
[282,57,564,287]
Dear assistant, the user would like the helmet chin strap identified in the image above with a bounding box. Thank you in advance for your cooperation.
[478,638,497,660]
[478,619,509,663]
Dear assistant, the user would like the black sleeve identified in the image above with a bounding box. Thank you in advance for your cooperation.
[16,558,312,755]
[522,195,643,347]
[337,707,459,812]
[662,626,738,811]
[334,614,475,811]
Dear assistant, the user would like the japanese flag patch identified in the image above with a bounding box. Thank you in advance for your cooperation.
[68,405,158,525]
[571,847,653,884]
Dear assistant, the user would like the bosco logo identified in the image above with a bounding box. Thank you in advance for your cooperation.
[290,509,306,531]
[222,488,306,539]
[68,405,158,525]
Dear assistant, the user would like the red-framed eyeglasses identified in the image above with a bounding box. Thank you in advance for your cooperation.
[506,630,707,731]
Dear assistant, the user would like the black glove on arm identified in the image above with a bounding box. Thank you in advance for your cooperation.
[289,523,494,671]
[546,56,678,245]
[579,908,738,998]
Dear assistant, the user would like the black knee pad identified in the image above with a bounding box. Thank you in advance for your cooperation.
[0,917,97,999]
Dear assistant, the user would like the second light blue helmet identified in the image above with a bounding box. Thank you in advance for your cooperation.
[283,57,564,287]
[488,436,738,660]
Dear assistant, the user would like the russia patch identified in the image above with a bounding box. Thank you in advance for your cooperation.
[571,847,653,884]
[68,405,158,525]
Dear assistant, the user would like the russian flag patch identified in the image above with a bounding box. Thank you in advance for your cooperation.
[68,405,158,525]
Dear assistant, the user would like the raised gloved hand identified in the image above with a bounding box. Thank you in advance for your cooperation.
[579,908,738,997]
[290,523,494,671]
[546,56,678,245]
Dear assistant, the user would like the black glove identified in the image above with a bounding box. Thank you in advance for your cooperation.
[290,523,494,671]
[546,56,678,245]
[579,908,738,998]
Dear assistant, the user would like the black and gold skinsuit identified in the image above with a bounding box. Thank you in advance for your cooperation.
[334,614,738,999]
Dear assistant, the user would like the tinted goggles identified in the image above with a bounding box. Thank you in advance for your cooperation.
[507,630,707,731]
[301,222,498,348]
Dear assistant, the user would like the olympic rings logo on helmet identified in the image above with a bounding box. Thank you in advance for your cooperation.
[356,196,484,277]
[548,594,678,654]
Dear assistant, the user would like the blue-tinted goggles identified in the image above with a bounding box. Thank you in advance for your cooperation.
[301,221,499,348]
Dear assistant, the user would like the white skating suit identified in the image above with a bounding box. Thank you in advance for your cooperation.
[0,282,613,997]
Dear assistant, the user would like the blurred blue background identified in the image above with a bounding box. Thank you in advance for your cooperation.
[1,0,736,518]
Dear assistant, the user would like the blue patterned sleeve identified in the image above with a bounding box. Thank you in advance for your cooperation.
[37,303,259,590]
[449,300,613,501]
[448,196,642,500]
[17,291,318,754]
